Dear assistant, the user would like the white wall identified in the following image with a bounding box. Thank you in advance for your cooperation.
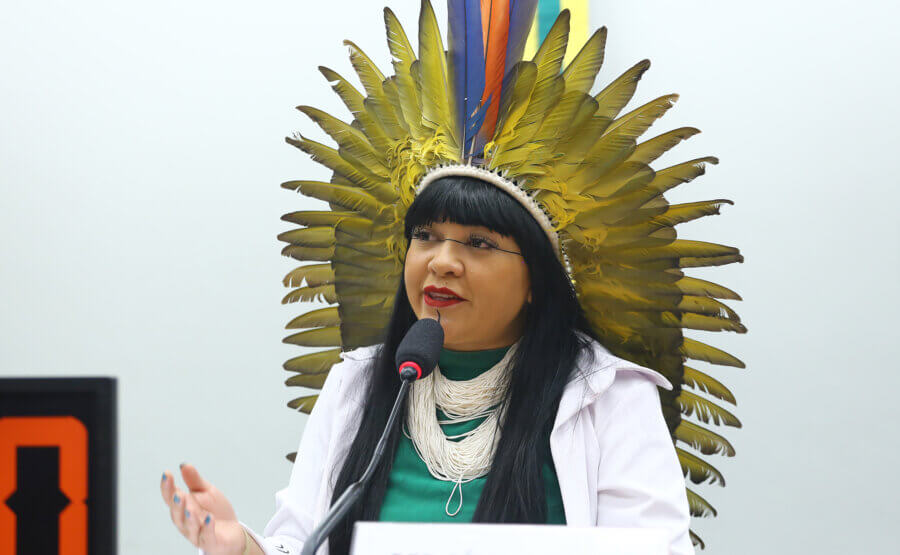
[1,1,897,553]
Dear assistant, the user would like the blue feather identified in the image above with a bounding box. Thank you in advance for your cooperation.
[448,0,486,155]
[466,94,492,159]
[504,0,538,77]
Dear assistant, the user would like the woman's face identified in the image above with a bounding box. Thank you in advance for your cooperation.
[404,220,532,351]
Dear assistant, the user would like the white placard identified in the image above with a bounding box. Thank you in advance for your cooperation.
[350,522,668,555]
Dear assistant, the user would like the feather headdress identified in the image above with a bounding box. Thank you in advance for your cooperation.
[278,1,745,549]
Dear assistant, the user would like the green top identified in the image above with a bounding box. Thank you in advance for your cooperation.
[379,345,567,523]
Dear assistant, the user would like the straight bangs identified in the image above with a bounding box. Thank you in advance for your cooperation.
[404,176,532,240]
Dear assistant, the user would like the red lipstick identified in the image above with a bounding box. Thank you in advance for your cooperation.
[423,286,465,307]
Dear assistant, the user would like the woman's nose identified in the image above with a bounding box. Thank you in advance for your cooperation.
[428,239,464,276]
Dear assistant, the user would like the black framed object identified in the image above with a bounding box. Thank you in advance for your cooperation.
[0,377,117,555]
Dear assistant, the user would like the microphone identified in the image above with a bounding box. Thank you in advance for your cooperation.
[300,318,444,555]
[396,317,443,381]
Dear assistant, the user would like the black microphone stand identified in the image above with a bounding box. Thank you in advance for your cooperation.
[300,368,418,555]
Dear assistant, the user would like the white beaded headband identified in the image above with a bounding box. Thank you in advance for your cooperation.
[415,164,574,278]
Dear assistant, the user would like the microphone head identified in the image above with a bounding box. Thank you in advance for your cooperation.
[395,318,444,381]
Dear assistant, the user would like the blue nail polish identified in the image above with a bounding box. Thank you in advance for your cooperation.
[204,515,211,525]
[185,510,190,519]
[161,473,167,481]
[173,494,180,504]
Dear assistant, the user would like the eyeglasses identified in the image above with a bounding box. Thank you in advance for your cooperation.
[408,226,523,260]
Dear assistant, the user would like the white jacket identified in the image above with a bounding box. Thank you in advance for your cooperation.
[214,338,695,555]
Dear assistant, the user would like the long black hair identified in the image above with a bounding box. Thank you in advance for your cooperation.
[327,175,599,555]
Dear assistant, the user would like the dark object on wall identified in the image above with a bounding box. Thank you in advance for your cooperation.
[0,377,117,555]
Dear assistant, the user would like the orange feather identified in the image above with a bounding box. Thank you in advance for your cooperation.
[480,0,510,139]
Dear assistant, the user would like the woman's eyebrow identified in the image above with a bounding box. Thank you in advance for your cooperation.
[472,228,503,239]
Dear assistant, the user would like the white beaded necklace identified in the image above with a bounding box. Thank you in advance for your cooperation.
[403,341,519,516]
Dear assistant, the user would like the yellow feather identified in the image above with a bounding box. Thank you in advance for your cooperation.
[576,162,654,198]
[490,62,538,145]
[689,530,706,549]
[282,263,334,288]
[282,326,342,347]
[383,77,411,135]
[296,106,388,176]
[578,131,636,181]
[277,226,335,248]
[677,276,742,301]
[286,307,341,329]
[281,284,337,305]
[643,156,719,198]
[283,348,342,374]
[285,373,327,389]
[318,66,394,153]
[602,93,679,140]
[508,76,565,150]
[532,11,571,85]
[681,254,744,268]
[416,0,457,148]
[677,390,742,427]
[682,365,737,405]
[285,136,396,203]
[593,59,651,124]
[681,338,745,368]
[287,394,318,413]
[679,295,741,322]
[533,91,597,152]
[280,210,355,227]
[318,66,365,115]
[681,313,747,333]
[561,27,607,94]
[628,127,701,165]
[507,12,570,148]
[334,216,378,240]
[281,245,334,262]
[384,8,426,140]
[677,447,726,486]
[675,419,736,456]
[686,487,718,517]
[283,181,384,220]
[616,199,733,228]
[343,39,404,140]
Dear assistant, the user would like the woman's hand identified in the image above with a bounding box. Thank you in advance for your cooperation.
[160,463,246,554]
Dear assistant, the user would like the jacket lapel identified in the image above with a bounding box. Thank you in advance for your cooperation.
[550,339,673,526]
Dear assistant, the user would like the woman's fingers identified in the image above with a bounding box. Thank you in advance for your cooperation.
[198,514,217,550]
[181,462,211,493]
[160,471,173,503]
[169,486,189,535]
[182,492,203,545]
[161,464,242,551]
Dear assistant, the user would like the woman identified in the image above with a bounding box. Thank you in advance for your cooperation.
[160,176,694,554]
[161,2,744,553]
